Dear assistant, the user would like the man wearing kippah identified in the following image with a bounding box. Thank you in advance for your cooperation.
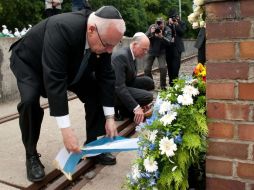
[9,6,125,182]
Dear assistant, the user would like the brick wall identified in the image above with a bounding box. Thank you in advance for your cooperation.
[206,0,254,189]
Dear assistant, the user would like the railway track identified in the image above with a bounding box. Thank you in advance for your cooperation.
[0,54,197,190]
[0,54,196,125]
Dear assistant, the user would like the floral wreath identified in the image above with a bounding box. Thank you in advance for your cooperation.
[126,72,207,190]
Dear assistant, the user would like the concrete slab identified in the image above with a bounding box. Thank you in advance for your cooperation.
[81,151,137,190]
[0,183,19,190]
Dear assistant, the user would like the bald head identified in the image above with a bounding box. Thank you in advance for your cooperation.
[130,32,150,58]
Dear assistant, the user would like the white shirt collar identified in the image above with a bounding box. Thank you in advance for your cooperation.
[130,44,135,61]
[85,34,90,50]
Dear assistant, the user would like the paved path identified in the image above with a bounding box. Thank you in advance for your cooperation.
[0,56,197,189]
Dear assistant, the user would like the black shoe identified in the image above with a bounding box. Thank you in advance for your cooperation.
[94,153,116,165]
[26,153,45,182]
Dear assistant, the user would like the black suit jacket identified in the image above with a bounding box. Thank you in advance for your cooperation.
[10,9,115,116]
[169,20,186,53]
[111,47,139,111]
[195,27,206,49]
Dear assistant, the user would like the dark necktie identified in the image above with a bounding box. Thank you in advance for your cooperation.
[71,49,91,85]
[134,59,137,75]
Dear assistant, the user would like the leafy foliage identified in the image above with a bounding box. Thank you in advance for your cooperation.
[125,76,207,190]
[0,0,197,38]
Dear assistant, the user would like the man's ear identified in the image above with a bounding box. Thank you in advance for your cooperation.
[87,24,96,35]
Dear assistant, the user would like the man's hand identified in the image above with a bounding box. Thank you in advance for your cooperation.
[155,31,163,38]
[134,107,144,124]
[150,26,155,33]
[105,118,118,138]
[61,128,81,153]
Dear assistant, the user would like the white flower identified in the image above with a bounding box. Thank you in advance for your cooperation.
[194,6,203,15]
[182,85,199,97]
[194,0,204,6]
[160,112,177,126]
[159,101,172,115]
[199,20,205,28]
[159,137,177,157]
[192,22,199,29]
[131,164,141,180]
[144,157,158,173]
[188,13,197,23]
[149,130,158,143]
[172,166,178,172]
[177,94,193,105]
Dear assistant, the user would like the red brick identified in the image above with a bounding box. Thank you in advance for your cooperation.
[240,0,254,17]
[207,21,251,40]
[207,42,235,60]
[238,124,254,141]
[239,83,254,100]
[207,62,249,80]
[206,177,245,190]
[207,141,248,159]
[207,102,250,121]
[208,122,234,139]
[240,41,254,59]
[237,162,254,180]
[207,82,235,100]
[206,2,238,20]
[206,159,232,176]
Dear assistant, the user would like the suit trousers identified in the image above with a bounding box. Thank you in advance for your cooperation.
[116,76,154,117]
[69,74,106,144]
[144,53,167,88]
[10,54,105,157]
[166,45,182,86]
[10,53,45,158]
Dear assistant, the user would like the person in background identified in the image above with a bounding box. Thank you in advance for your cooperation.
[9,6,125,182]
[72,0,91,11]
[45,0,63,18]
[166,10,187,86]
[144,18,172,90]
[112,32,154,124]
[194,26,206,65]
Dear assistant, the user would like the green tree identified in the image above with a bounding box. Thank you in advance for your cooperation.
[0,0,196,38]
[89,0,148,36]
[0,0,44,31]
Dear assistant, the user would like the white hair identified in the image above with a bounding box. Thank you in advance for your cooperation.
[131,32,147,44]
[88,12,126,35]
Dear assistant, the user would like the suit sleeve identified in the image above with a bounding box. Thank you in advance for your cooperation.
[161,26,173,45]
[175,21,187,37]
[95,53,116,107]
[112,54,139,112]
[42,22,70,116]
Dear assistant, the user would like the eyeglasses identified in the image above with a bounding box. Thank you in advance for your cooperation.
[95,24,115,49]
[95,24,106,47]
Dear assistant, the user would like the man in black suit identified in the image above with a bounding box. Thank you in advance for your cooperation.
[10,6,125,182]
[195,27,206,64]
[166,10,187,86]
[112,32,154,124]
